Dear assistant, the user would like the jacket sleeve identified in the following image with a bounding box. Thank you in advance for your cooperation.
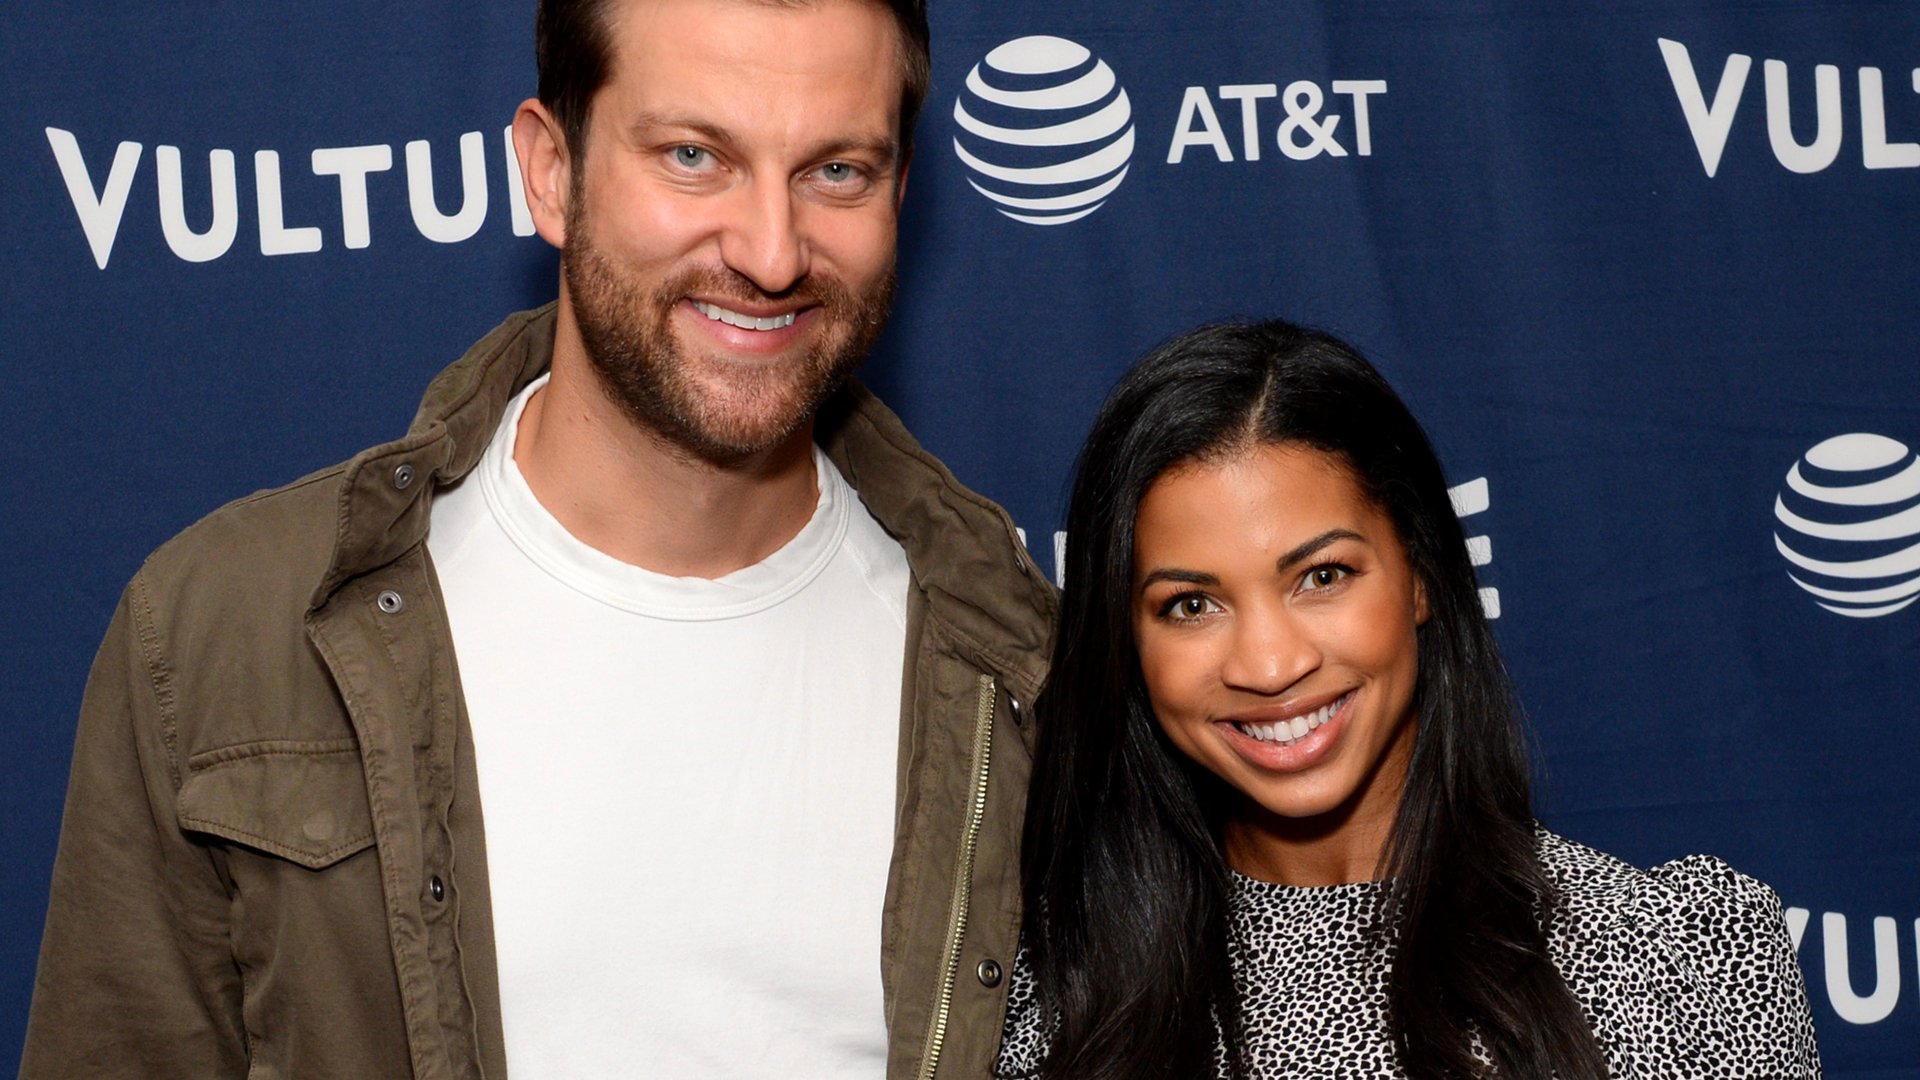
[20,571,248,1079]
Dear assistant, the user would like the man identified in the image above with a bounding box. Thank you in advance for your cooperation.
[21,1,1054,1076]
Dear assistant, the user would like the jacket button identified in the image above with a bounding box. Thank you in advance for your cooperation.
[429,875,445,902]
[976,958,1003,988]
[391,463,416,490]
[1009,696,1023,725]
[376,590,404,614]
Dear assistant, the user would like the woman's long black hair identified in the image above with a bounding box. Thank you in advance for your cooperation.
[1021,321,1608,1079]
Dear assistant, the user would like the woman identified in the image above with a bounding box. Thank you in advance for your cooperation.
[998,321,1820,1079]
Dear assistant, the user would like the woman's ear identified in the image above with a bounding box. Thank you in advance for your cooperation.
[1414,577,1431,626]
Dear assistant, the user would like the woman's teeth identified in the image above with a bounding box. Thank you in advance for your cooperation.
[693,300,796,331]
[1233,693,1349,746]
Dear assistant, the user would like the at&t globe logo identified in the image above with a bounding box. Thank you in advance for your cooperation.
[951,36,1135,226]
[1774,433,1920,618]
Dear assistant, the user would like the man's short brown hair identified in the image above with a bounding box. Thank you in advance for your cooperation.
[535,0,932,166]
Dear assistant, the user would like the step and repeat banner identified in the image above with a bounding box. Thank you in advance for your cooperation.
[3,2,1915,1074]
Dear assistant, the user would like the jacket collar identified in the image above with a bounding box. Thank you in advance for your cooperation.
[312,305,556,608]
[313,304,1056,698]
[817,384,1056,702]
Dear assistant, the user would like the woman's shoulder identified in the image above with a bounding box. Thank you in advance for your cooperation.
[1534,827,1822,1077]
[1534,826,1797,996]
[1536,827,1787,931]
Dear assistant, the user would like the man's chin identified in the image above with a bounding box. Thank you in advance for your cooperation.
[645,372,833,461]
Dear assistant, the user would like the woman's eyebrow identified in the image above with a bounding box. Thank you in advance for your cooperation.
[1137,567,1219,592]
[1275,528,1364,571]
[1136,530,1368,593]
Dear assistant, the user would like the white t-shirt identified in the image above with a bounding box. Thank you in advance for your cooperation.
[427,376,908,1078]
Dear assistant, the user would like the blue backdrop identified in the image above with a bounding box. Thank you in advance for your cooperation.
[4,2,1916,1074]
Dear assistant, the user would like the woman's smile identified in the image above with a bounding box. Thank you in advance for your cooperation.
[1220,686,1355,764]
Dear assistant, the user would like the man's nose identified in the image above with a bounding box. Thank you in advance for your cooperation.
[1219,604,1320,695]
[717,181,808,296]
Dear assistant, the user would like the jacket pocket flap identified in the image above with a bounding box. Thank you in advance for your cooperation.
[177,739,375,869]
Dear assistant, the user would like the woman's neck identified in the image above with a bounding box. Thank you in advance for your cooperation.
[1222,720,1414,887]
[1223,805,1395,887]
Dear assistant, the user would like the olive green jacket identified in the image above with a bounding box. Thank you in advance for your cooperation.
[22,305,1057,1080]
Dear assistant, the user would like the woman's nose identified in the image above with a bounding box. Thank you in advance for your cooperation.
[1219,605,1321,694]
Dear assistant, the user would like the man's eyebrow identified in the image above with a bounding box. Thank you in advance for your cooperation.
[627,112,735,147]
[813,136,899,170]
[627,112,899,169]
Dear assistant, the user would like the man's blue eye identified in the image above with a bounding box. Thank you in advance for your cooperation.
[674,147,709,167]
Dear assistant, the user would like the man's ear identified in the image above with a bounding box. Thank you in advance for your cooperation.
[893,150,912,212]
[512,99,572,249]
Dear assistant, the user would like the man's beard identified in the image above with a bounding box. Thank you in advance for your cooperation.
[562,206,895,466]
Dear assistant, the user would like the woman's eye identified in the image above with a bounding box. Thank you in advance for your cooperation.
[1302,565,1351,591]
[1162,594,1220,621]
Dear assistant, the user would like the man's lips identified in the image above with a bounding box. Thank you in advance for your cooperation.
[689,298,809,331]
[676,298,816,353]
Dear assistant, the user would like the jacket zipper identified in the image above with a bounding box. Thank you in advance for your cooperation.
[917,673,997,1080]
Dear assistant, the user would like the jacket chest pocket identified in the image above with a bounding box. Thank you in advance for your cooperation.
[177,738,375,869]
[176,742,418,1078]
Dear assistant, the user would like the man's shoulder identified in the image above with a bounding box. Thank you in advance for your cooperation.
[136,302,561,611]
[822,383,1057,700]
[135,459,355,633]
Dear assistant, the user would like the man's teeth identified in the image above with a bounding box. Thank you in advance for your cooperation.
[693,300,796,331]
[1234,694,1349,747]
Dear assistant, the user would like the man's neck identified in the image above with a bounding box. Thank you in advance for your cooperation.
[510,346,820,581]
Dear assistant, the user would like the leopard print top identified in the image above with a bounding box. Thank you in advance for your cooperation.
[994,829,1821,1078]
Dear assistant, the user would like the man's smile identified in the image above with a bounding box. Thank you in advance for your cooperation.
[691,299,800,331]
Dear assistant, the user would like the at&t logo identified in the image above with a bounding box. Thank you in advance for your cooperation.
[952,35,1387,227]
[1773,433,1920,618]
[951,36,1136,226]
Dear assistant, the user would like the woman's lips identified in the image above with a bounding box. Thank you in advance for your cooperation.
[1218,689,1355,771]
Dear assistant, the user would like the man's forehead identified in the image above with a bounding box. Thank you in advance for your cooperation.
[597,0,905,138]
[602,0,906,87]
